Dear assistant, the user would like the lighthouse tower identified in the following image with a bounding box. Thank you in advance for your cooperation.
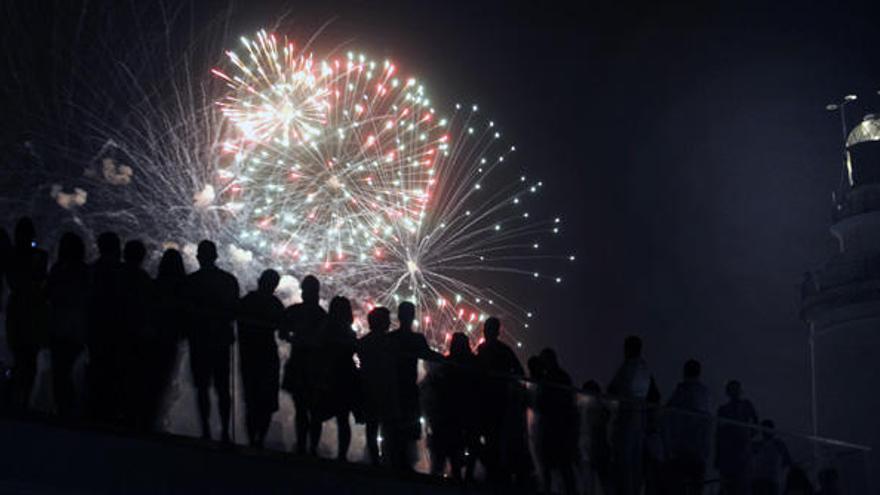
[802,113,880,483]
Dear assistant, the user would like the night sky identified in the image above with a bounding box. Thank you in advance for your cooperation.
[4,0,880,440]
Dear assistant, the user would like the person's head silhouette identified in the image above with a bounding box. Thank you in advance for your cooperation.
[397,301,415,330]
[448,332,471,358]
[57,232,85,264]
[328,296,353,327]
[300,275,320,304]
[196,240,218,268]
[96,231,121,260]
[683,359,701,380]
[624,335,642,359]
[483,317,501,342]
[14,217,36,250]
[367,307,391,334]
[539,348,559,370]
[158,249,185,279]
[124,240,147,267]
[258,269,280,294]
[725,380,742,401]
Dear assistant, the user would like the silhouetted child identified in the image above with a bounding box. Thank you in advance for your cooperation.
[424,332,480,480]
[357,306,397,465]
[237,269,284,448]
[120,240,154,430]
[310,296,357,460]
[716,380,759,495]
[281,275,326,455]
[663,359,711,494]
[534,348,577,495]
[47,232,90,417]
[87,231,124,421]
[183,240,240,442]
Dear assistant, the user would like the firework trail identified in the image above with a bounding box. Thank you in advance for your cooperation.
[2,15,570,348]
[205,30,570,346]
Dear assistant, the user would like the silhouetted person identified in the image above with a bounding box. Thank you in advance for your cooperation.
[476,318,525,378]
[310,295,358,460]
[357,306,397,465]
[0,227,11,313]
[0,226,8,409]
[237,269,284,447]
[534,348,577,495]
[527,355,547,485]
[47,232,90,417]
[184,240,240,442]
[424,332,480,480]
[579,380,612,495]
[716,380,759,495]
[148,248,188,431]
[448,332,482,481]
[87,231,124,421]
[385,301,439,470]
[281,275,326,455]
[527,354,545,380]
[607,335,657,495]
[664,359,711,495]
[643,383,664,495]
[119,240,154,429]
[5,217,48,410]
[421,353,445,474]
[751,420,792,495]
[475,316,531,486]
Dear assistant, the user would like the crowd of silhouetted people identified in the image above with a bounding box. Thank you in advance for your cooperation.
[0,216,846,495]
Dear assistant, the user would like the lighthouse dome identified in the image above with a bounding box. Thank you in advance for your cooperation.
[846,114,880,148]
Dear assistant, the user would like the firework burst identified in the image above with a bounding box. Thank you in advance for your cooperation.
[206,30,569,346]
[10,21,570,348]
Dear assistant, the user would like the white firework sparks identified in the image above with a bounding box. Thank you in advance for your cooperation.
[204,30,569,345]
[30,26,570,348]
